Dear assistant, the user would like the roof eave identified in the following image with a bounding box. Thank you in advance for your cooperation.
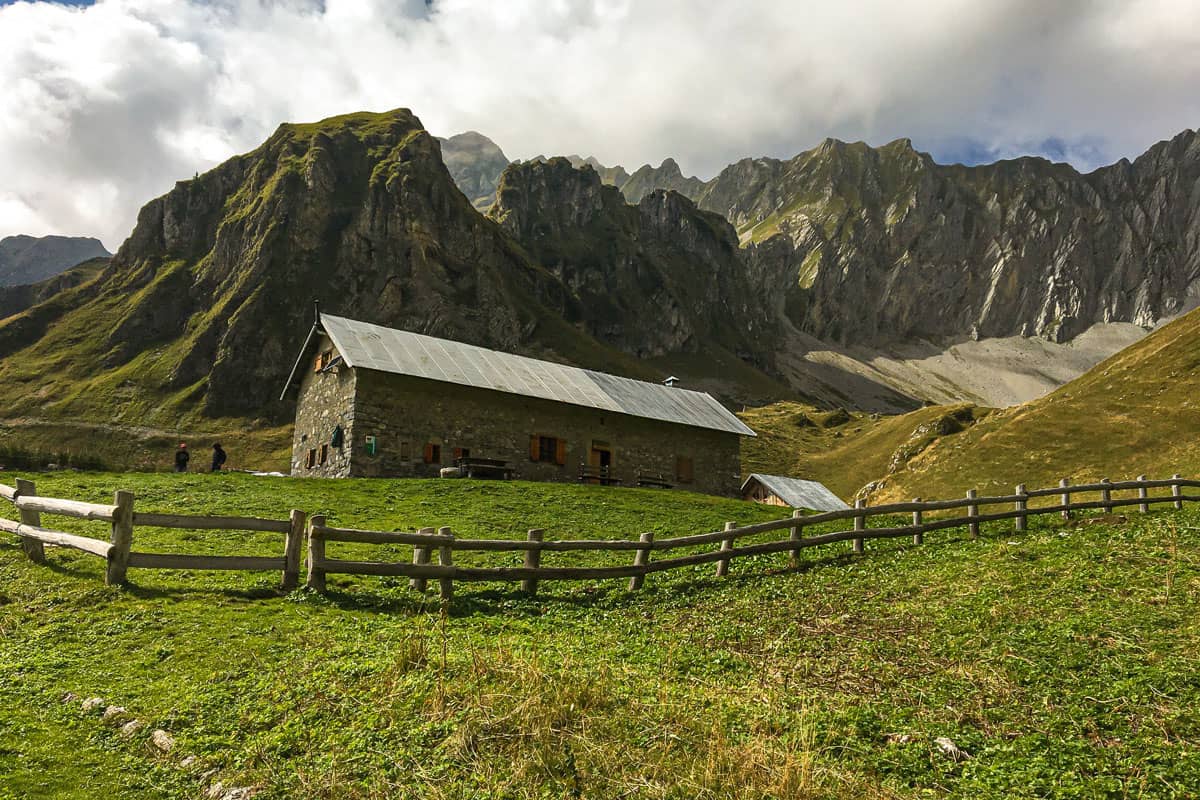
[278,322,322,402]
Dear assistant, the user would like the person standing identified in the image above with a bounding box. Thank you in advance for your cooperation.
[174,443,190,473]
[211,443,227,472]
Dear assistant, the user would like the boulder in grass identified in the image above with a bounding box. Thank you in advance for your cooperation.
[81,697,105,713]
[101,706,129,724]
[120,719,145,738]
[151,729,175,753]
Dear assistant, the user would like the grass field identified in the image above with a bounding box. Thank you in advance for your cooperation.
[2,472,1199,799]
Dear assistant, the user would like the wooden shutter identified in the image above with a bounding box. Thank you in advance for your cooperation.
[424,443,435,463]
[313,354,323,372]
[530,435,540,461]
[555,438,567,466]
[453,447,463,461]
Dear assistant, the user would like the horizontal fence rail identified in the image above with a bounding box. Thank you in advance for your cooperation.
[0,480,305,589]
[2,474,1197,599]
[303,474,1200,601]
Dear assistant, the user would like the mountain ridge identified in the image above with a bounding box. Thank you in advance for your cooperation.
[0,234,111,287]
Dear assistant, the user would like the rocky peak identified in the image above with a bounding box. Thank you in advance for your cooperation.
[489,160,779,364]
[437,130,511,210]
[0,235,111,287]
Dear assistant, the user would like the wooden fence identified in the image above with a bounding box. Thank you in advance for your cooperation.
[0,478,305,588]
[2,474,1197,598]
[306,474,1200,600]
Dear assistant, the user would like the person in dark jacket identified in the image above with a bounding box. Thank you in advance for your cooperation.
[211,443,227,472]
[174,443,190,473]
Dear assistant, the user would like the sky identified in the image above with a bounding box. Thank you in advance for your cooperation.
[1,0,1198,249]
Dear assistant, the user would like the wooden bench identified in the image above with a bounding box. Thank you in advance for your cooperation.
[636,473,673,489]
[456,457,515,480]
[578,465,622,486]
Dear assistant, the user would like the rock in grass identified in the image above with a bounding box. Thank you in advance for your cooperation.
[883,732,913,744]
[151,729,175,752]
[179,755,200,769]
[81,697,105,713]
[120,719,145,738]
[61,692,78,704]
[101,705,129,724]
[934,736,969,761]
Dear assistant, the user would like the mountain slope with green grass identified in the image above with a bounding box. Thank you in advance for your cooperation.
[866,303,1200,501]
[1,472,1198,798]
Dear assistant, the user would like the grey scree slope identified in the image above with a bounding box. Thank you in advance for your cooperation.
[320,314,755,437]
[743,474,849,511]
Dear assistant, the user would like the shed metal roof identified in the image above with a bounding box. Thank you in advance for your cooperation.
[742,473,849,511]
[312,314,755,437]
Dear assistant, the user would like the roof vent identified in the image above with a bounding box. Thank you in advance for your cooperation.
[663,376,679,387]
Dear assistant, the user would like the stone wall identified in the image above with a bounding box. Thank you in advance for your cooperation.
[348,370,743,496]
[290,335,356,477]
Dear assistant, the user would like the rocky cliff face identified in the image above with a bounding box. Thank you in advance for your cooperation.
[630,132,1200,346]
[437,131,510,210]
[488,157,777,365]
[0,235,110,287]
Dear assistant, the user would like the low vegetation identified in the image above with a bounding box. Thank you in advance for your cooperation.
[868,305,1200,501]
[739,401,987,499]
[2,472,1198,798]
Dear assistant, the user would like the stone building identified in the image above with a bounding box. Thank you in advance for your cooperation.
[280,314,755,496]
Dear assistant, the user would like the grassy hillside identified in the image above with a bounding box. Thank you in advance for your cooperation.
[2,472,1199,798]
[738,401,988,500]
[867,306,1200,501]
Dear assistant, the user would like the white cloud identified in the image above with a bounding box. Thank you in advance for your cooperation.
[1,0,1198,249]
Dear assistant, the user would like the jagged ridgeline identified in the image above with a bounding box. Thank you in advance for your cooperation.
[0,110,789,430]
[450,129,1200,346]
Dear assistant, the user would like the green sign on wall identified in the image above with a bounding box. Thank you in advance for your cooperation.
[364,435,377,456]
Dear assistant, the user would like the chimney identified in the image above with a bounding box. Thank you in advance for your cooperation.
[663,375,679,388]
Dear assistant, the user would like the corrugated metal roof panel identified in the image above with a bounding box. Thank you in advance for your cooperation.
[320,314,753,436]
[742,474,849,511]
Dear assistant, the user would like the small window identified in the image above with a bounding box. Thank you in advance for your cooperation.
[424,443,442,464]
[319,444,329,465]
[675,456,694,484]
[399,440,411,461]
[305,448,317,469]
[530,435,567,465]
[314,349,335,372]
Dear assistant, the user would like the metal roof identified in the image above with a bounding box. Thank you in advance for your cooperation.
[315,314,755,436]
[741,473,849,511]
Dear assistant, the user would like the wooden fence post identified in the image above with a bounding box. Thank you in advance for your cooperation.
[853,500,865,553]
[306,514,326,592]
[912,498,923,545]
[14,479,45,564]
[437,526,454,603]
[105,490,134,586]
[1173,474,1183,511]
[629,532,653,591]
[1100,478,1113,514]
[715,521,735,577]
[1014,484,1027,532]
[282,509,305,589]
[967,489,979,539]
[1060,478,1071,521]
[410,526,435,592]
[1137,475,1149,514]
[521,529,544,595]
[789,510,803,568]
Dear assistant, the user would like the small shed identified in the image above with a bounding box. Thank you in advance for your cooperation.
[741,473,849,512]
